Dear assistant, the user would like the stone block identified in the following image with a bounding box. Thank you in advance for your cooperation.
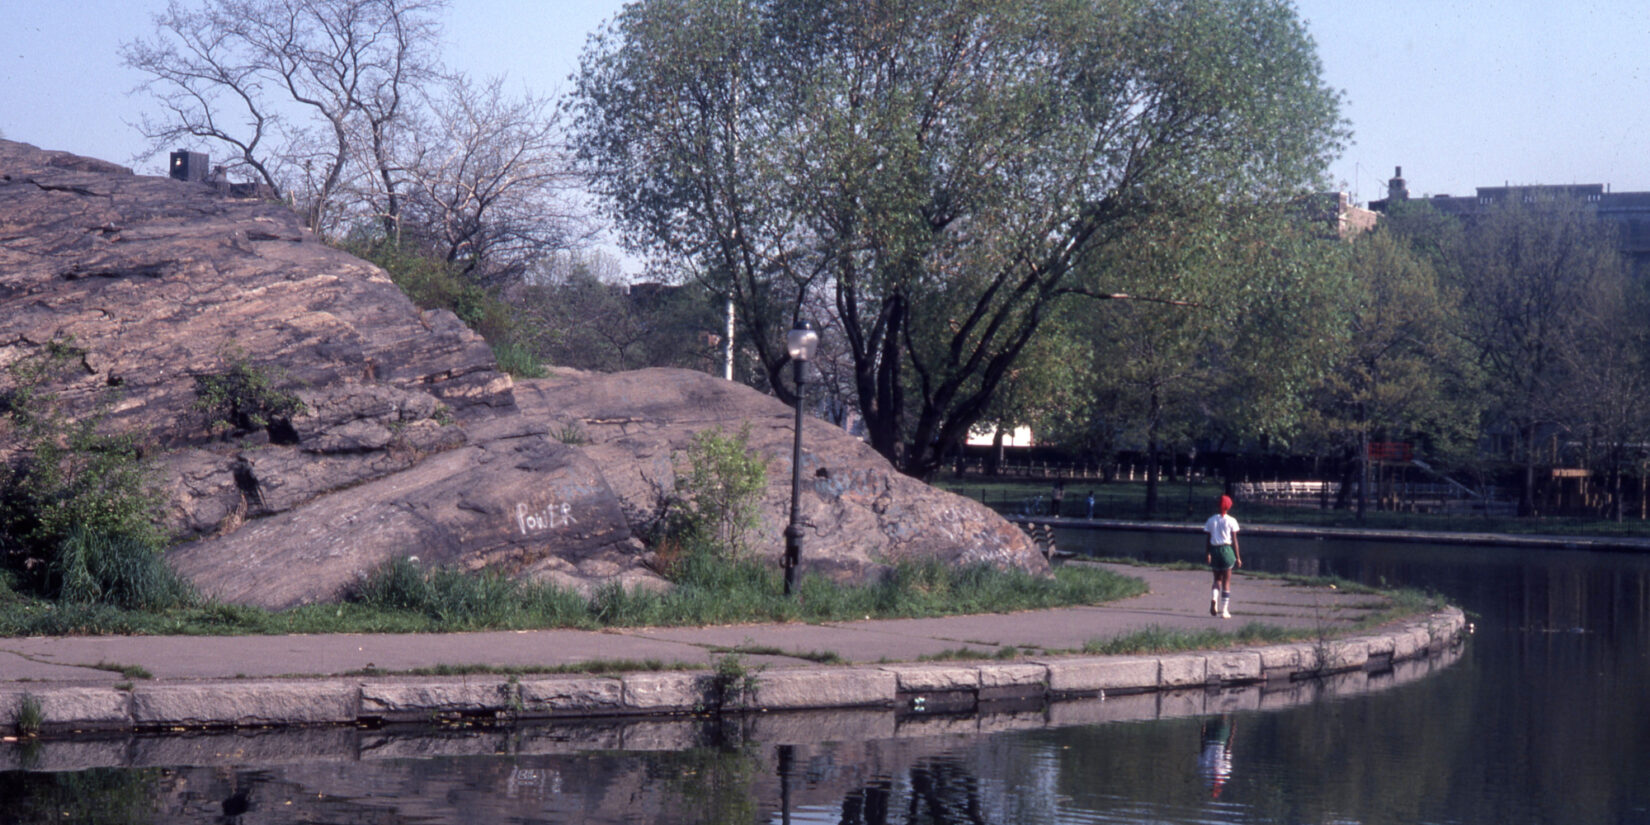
[880,664,980,693]
[622,672,705,711]
[1042,657,1157,694]
[1158,655,1208,687]
[977,663,1048,689]
[133,681,357,727]
[1258,643,1313,676]
[1205,652,1262,684]
[1364,631,1396,658]
[1391,627,1423,661]
[7,687,131,733]
[519,677,624,714]
[359,680,513,720]
[1323,639,1370,672]
[752,668,896,710]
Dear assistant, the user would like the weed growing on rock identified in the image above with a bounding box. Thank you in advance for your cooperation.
[192,342,307,440]
[658,424,768,570]
[11,692,43,738]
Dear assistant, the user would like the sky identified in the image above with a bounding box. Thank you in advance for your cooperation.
[4,0,1649,208]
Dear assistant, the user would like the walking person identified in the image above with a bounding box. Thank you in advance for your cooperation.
[1204,494,1242,618]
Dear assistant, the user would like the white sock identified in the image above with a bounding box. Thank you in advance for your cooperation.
[1211,587,1220,603]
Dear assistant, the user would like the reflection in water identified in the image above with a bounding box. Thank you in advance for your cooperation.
[1197,715,1235,800]
[3,537,1647,824]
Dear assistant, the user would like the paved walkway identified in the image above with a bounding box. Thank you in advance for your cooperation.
[0,564,1390,686]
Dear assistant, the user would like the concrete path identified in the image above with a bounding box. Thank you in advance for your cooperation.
[0,564,1387,685]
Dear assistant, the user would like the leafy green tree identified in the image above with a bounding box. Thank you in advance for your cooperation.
[1062,207,1350,515]
[1301,227,1475,516]
[1449,197,1629,515]
[513,251,723,373]
[572,0,1346,478]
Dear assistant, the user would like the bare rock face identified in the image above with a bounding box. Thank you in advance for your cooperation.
[0,139,1044,609]
[514,371,1044,581]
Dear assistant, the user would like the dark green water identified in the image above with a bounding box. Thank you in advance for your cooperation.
[3,533,1647,824]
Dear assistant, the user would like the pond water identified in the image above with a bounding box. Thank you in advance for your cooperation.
[2,532,1647,824]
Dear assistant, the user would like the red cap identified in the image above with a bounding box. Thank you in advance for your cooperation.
[1219,495,1233,513]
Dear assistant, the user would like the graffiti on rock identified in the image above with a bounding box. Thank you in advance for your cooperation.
[516,501,578,535]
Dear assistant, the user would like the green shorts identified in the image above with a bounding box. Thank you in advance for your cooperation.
[1209,544,1237,571]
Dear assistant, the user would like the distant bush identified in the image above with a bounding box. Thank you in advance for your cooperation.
[338,238,548,378]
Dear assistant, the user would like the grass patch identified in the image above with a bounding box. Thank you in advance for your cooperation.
[1083,622,1305,656]
[0,556,1146,638]
[706,643,845,665]
[341,659,680,678]
[89,661,152,680]
[11,692,43,738]
[916,646,1023,662]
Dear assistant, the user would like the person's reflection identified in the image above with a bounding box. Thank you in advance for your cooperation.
[1198,715,1236,800]
[839,778,892,825]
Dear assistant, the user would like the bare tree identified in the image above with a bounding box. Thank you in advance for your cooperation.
[396,75,591,286]
[124,0,444,235]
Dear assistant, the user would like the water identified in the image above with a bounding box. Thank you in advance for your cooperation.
[3,532,1647,824]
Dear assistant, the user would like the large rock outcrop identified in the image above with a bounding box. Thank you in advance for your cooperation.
[0,139,1044,608]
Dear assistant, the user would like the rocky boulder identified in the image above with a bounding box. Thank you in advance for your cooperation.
[0,139,1045,609]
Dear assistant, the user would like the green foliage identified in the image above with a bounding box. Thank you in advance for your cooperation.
[551,420,590,445]
[191,343,306,436]
[660,425,769,567]
[0,551,1149,638]
[54,527,193,610]
[707,651,762,710]
[339,238,548,377]
[12,692,43,738]
[0,342,185,607]
[574,0,1346,477]
[1083,622,1301,656]
[353,556,592,629]
[490,340,548,379]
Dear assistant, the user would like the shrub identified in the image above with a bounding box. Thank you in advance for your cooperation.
[657,424,768,574]
[192,343,306,438]
[0,341,182,606]
[338,238,549,378]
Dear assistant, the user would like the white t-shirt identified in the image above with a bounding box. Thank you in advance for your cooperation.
[1204,513,1240,546]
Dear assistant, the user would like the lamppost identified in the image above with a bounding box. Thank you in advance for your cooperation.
[783,319,818,596]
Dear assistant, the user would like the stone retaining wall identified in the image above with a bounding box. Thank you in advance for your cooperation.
[1,608,1465,738]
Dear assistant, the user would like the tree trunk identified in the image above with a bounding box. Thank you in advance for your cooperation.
[1143,389,1161,518]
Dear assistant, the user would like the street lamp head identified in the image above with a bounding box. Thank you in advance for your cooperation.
[787,319,819,362]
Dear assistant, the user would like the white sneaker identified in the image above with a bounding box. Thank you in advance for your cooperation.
[1221,607,1231,619]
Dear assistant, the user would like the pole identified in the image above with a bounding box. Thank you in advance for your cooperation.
[784,357,805,596]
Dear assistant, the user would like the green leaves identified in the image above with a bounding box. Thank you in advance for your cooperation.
[573,0,1345,478]
[192,343,307,436]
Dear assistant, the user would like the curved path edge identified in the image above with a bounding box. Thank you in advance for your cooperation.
[1,607,1467,743]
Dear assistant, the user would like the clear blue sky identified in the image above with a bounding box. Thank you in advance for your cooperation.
[4,0,1648,206]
